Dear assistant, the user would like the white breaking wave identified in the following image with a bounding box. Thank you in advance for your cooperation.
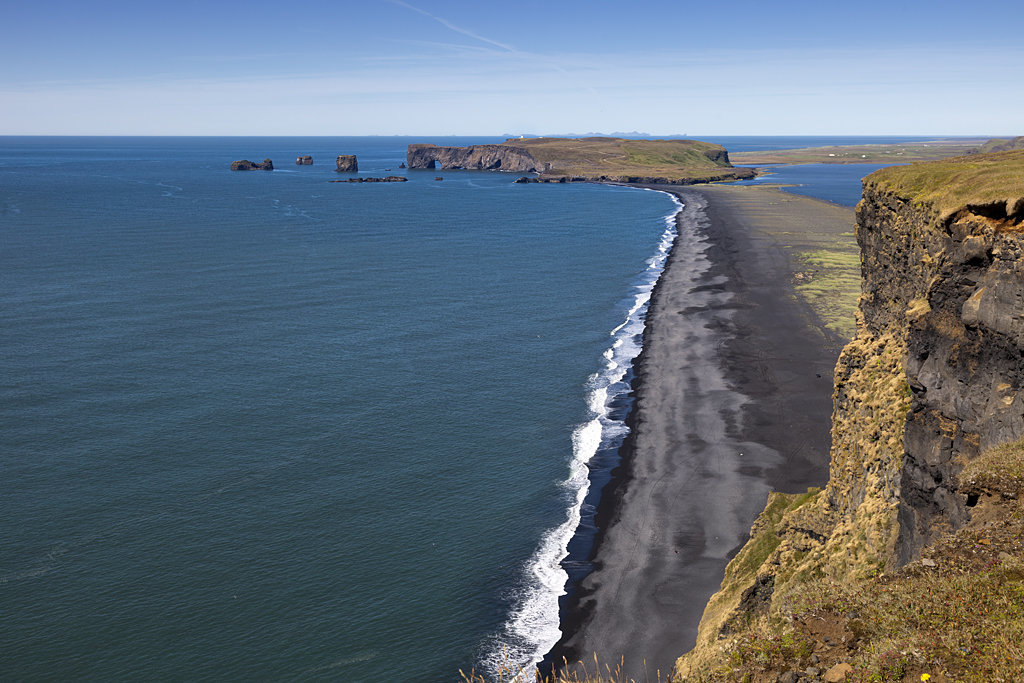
[481,191,682,680]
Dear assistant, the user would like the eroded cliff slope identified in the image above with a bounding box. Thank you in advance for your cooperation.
[673,150,1024,682]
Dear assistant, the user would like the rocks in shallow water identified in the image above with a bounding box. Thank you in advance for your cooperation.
[329,176,408,183]
[231,158,274,171]
[514,175,587,184]
[296,155,313,165]
[399,162,407,169]
[335,155,358,172]
[434,176,443,181]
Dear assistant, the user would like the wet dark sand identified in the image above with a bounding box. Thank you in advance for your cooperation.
[546,185,854,680]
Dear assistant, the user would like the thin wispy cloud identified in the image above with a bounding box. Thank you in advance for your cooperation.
[384,0,517,52]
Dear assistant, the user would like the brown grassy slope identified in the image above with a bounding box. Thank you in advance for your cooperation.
[684,440,1024,683]
[502,137,753,182]
[864,149,1024,225]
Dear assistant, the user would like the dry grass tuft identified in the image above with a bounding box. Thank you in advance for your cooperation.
[695,439,1024,682]
[960,439,1024,497]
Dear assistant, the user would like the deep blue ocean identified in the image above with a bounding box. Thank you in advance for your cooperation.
[0,136,929,680]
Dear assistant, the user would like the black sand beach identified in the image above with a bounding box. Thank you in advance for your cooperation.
[547,185,856,679]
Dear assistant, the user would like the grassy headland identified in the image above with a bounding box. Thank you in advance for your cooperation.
[508,137,757,183]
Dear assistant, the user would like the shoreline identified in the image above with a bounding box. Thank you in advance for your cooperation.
[545,183,855,679]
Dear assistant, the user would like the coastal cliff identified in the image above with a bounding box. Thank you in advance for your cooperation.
[406,143,541,172]
[673,151,1024,681]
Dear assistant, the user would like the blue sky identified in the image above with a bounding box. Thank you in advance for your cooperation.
[2,0,1022,135]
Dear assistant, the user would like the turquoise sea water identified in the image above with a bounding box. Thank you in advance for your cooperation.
[0,136,915,680]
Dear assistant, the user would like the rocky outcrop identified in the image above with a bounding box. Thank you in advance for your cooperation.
[406,144,541,172]
[335,155,358,172]
[231,158,274,171]
[701,147,731,165]
[296,155,313,165]
[329,176,408,183]
[857,181,1024,562]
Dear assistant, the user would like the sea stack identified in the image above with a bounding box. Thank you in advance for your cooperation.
[230,159,274,171]
[336,155,358,172]
[296,155,313,165]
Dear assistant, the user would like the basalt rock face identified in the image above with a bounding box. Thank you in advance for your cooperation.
[701,147,731,165]
[406,144,542,172]
[857,185,1024,562]
[335,155,358,172]
[231,158,274,171]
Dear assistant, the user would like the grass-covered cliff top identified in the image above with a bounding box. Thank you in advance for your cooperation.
[504,137,752,182]
[863,149,1024,225]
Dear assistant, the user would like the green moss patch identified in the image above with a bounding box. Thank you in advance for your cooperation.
[793,248,860,340]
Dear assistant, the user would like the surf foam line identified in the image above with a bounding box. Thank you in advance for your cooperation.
[481,190,683,680]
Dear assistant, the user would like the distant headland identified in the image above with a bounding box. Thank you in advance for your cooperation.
[406,137,757,185]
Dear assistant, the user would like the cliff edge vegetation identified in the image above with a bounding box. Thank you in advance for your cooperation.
[673,150,1024,682]
[406,138,756,184]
